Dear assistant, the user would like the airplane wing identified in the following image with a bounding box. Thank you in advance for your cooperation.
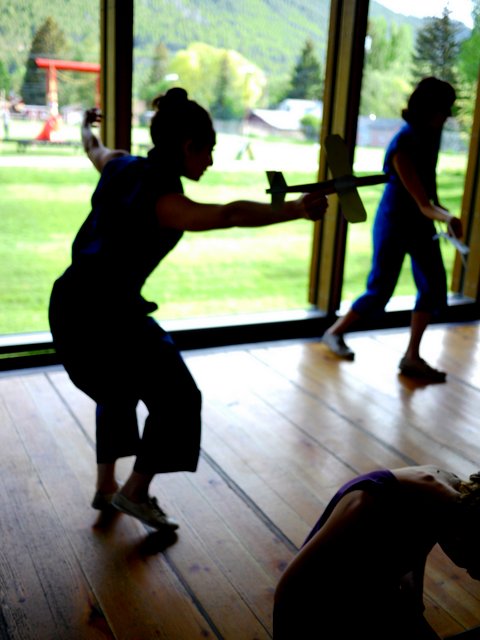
[266,171,288,210]
[324,134,354,178]
[266,133,386,219]
[324,134,367,223]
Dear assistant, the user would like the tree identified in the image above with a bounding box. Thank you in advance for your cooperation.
[389,22,414,69]
[21,17,67,105]
[365,18,390,71]
[456,0,480,132]
[360,70,411,118]
[0,60,10,94]
[458,0,480,84]
[210,53,236,120]
[59,31,100,108]
[285,39,323,100]
[412,6,460,85]
[169,42,266,118]
[365,18,412,72]
[141,42,171,105]
[361,18,414,117]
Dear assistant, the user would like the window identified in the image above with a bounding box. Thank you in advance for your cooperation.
[132,1,330,322]
[1,0,479,366]
[0,1,100,336]
[342,2,471,311]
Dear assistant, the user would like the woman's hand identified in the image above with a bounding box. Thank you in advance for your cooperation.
[447,216,463,239]
[83,107,101,128]
[81,107,128,173]
[298,192,329,221]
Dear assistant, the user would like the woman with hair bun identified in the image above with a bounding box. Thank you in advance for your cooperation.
[48,88,328,532]
[322,77,463,382]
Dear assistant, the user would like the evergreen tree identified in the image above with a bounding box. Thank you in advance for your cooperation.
[365,18,412,72]
[169,42,265,117]
[285,39,323,100]
[150,43,169,84]
[458,0,480,84]
[140,43,171,105]
[210,53,236,119]
[0,60,10,93]
[59,31,100,108]
[365,18,390,71]
[456,0,480,132]
[412,7,460,85]
[389,23,413,69]
[21,17,67,105]
[362,19,413,117]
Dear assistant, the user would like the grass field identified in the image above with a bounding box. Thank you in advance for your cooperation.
[0,129,467,335]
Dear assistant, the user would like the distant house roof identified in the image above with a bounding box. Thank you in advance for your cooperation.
[248,99,323,135]
[249,108,300,132]
[277,98,323,120]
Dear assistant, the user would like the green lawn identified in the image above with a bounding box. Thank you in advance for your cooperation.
[0,134,467,335]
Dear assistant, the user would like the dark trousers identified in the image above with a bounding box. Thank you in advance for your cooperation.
[94,324,202,474]
[352,212,447,318]
[49,286,202,474]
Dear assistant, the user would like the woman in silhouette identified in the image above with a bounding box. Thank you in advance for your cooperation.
[49,88,328,532]
[273,465,480,639]
[322,77,463,382]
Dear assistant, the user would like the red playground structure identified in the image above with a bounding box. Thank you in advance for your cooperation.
[34,58,100,141]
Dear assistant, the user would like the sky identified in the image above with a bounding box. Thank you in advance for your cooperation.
[375,0,474,28]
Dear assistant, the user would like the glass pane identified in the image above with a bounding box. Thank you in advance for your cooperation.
[342,1,473,311]
[0,2,100,335]
[133,1,330,321]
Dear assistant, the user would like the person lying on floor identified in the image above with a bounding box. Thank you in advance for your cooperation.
[273,465,480,639]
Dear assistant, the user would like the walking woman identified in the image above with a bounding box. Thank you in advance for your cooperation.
[322,77,463,382]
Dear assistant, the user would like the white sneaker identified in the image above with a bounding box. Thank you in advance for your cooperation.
[112,493,179,530]
[322,333,355,360]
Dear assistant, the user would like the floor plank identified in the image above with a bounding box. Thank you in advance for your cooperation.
[0,378,113,640]
[2,322,480,638]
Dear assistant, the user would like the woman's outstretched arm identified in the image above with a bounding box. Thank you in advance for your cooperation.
[155,191,329,231]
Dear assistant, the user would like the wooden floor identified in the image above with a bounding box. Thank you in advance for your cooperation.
[2,322,480,639]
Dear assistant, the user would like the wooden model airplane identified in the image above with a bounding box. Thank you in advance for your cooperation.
[266,133,387,222]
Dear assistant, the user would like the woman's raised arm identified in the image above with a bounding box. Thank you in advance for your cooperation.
[81,108,128,173]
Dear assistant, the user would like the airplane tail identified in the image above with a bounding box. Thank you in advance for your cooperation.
[266,171,287,210]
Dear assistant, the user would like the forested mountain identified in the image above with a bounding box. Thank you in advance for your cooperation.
[134,0,330,79]
[0,0,422,88]
[0,0,99,90]
[0,0,471,112]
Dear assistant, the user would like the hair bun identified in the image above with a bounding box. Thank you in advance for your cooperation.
[149,87,215,154]
[165,87,188,103]
[151,87,188,111]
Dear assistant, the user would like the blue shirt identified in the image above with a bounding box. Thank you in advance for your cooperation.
[377,122,440,225]
[60,154,183,314]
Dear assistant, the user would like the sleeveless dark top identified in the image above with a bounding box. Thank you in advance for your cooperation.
[55,153,183,317]
[303,470,398,546]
